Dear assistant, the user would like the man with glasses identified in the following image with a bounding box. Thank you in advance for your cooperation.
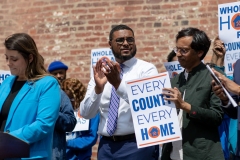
[80,24,159,160]
[161,27,224,160]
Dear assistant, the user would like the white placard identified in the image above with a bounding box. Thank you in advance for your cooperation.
[206,65,238,107]
[164,61,184,78]
[218,2,240,76]
[125,72,182,148]
[90,48,115,77]
[0,70,11,86]
[72,111,89,132]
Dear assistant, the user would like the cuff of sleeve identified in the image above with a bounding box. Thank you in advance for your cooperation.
[91,88,102,101]
[214,66,225,72]
[221,101,231,108]
[188,104,198,118]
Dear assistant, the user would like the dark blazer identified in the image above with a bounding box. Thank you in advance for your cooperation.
[221,59,240,157]
[161,63,224,160]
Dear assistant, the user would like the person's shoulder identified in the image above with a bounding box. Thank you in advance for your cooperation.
[235,59,240,67]
[136,58,153,64]
[60,89,72,109]
[38,75,58,81]
[4,75,15,81]
[0,75,16,86]
[35,75,59,85]
[135,58,156,67]
[60,89,66,95]
[60,89,69,100]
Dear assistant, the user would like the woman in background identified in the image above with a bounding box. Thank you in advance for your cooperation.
[62,78,99,160]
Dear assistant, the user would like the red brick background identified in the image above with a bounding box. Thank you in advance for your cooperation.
[0,0,239,159]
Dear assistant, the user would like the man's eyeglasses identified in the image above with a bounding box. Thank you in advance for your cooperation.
[173,47,191,55]
[114,37,135,45]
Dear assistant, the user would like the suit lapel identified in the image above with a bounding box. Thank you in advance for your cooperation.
[5,81,32,128]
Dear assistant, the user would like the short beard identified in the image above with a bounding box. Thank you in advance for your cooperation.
[112,47,137,61]
[58,76,66,83]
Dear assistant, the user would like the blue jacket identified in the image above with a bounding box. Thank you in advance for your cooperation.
[66,113,100,160]
[52,90,77,160]
[0,75,60,160]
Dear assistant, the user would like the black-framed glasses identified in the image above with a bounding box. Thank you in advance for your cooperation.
[114,37,135,45]
[173,47,191,55]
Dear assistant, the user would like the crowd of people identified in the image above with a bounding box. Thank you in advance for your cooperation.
[0,24,239,160]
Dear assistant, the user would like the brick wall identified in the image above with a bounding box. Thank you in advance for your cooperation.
[0,0,238,159]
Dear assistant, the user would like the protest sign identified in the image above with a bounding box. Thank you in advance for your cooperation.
[125,72,182,148]
[72,111,89,132]
[90,48,115,77]
[218,1,240,76]
[164,60,204,78]
[164,61,183,78]
[0,70,11,86]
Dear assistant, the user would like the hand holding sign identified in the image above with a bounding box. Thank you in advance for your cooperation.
[207,66,238,107]
[125,72,182,148]
[162,87,191,113]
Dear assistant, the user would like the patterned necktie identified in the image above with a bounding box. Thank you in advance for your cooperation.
[107,64,124,136]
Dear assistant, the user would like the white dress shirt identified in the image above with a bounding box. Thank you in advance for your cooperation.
[80,57,158,136]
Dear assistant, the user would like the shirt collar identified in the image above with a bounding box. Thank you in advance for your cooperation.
[121,57,137,68]
[186,62,205,74]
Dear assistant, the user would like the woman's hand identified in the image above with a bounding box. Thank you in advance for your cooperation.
[212,68,239,95]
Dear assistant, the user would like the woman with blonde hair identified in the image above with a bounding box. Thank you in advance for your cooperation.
[0,33,60,159]
[62,78,99,160]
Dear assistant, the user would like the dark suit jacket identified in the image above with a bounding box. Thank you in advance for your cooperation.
[161,63,224,160]
[221,59,240,157]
